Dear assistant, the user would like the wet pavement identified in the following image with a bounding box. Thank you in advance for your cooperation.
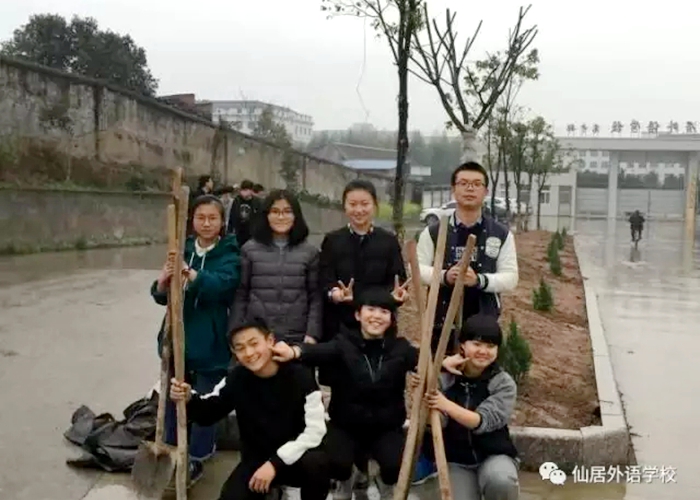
[0,220,696,499]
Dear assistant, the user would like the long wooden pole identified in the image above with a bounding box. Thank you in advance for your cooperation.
[426,233,477,500]
[394,217,448,500]
[170,168,190,500]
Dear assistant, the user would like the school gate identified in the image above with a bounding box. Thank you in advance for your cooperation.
[575,188,686,219]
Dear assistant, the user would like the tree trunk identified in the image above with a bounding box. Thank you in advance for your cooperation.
[392,55,409,243]
[536,192,542,230]
[460,128,479,163]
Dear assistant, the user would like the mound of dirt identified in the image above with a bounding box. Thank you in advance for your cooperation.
[398,230,600,429]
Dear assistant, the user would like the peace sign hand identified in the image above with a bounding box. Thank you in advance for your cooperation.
[331,278,354,303]
[391,274,410,303]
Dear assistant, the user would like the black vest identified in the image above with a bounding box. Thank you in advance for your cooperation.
[428,214,509,329]
[424,364,518,466]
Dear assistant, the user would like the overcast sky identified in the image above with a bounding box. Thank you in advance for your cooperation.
[3,0,700,136]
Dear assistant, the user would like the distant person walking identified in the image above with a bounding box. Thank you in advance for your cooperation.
[215,185,236,233]
[187,175,215,235]
[230,189,322,345]
[253,183,265,199]
[629,210,645,242]
[227,180,261,247]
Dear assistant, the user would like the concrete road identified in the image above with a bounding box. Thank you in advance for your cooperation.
[574,219,700,500]
[4,227,693,499]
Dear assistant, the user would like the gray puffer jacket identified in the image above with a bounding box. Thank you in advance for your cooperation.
[229,238,322,343]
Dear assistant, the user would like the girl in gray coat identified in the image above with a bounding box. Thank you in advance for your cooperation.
[230,189,322,344]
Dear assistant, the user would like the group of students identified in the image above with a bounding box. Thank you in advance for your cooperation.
[153,161,521,500]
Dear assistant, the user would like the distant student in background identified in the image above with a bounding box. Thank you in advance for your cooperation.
[228,180,261,246]
[215,185,236,232]
[253,183,265,198]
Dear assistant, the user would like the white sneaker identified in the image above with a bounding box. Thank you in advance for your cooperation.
[375,477,394,500]
[332,478,353,500]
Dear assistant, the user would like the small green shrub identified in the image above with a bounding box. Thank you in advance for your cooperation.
[561,227,568,240]
[377,202,421,220]
[75,237,88,250]
[547,238,558,263]
[549,246,562,276]
[498,319,533,387]
[532,278,553,312]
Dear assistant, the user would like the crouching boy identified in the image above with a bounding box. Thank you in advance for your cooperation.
[272,288,417,500]
[169,320,331,500]
[425,314,520,500]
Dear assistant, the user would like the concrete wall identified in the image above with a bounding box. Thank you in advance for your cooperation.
[0,56,406,202]
[0,187,344,252]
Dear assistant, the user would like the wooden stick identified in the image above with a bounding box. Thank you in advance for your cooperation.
[394,217,449,500]
[170,172,189,500]
[425,233,478,500]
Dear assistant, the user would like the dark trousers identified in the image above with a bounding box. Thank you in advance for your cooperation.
[325,423,405,485]
[218,449,330,500]
[165,370,226,460]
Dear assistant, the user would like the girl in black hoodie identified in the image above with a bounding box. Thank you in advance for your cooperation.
[272,288,417,500]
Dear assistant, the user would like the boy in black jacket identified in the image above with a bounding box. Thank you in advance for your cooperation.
[169,320,330,500]
[272,288,417,500]
[424,314,520,500]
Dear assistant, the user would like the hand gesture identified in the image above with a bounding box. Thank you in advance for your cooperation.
[425,389,450,413]
[331,279,354,303]
[391,275,410,303]
[303,335,317,344]
[249,461,276,493]
[442,353,468,375]
[407,371,421,392]
[271,341,296,362]
[182,262,198,283]
[169,378,192,403]
[463,266,478,287]
[445,265,460,286]
[157,251,178,291]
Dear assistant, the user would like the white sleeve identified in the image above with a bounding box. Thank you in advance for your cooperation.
[417,227,446,286]
[275,389,326,465]
[483,232,518,293]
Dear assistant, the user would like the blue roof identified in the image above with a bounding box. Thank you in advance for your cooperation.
[344,159,395,170]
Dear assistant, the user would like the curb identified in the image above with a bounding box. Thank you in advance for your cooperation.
[507,237,631,473]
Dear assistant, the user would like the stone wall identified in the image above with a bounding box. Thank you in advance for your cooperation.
[0,187,344,253]
[0,55,410,202]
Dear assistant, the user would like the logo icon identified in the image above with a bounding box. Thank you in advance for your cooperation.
[539,462,567,485]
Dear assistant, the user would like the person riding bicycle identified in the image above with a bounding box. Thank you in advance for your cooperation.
[628,210,645,242]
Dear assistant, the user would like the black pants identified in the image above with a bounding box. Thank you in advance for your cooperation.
[218,449,330,500]
[325,423,405,485]
[631,226,642,241]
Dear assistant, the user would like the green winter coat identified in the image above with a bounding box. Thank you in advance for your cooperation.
[151,235,240,375]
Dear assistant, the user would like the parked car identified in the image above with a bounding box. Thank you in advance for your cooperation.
[419,201,456,225]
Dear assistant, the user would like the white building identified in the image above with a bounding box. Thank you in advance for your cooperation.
[207,100,314,145]
[559,137,686,182]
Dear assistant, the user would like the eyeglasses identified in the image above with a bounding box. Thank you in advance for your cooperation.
[455,180,485,189]
[269,209,294,218]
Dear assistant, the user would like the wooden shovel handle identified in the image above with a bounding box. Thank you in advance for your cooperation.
[394,217,449,500]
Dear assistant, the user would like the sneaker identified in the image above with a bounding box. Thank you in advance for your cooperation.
[353,468,370,500]
[164,459,204,492]
[188,460,204,486]
[375,477,395,500]
[332,477,353,500]
[411,455,437,486]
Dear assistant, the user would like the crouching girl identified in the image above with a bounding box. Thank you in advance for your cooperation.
[425,314,520,500]
[272,288,417,500]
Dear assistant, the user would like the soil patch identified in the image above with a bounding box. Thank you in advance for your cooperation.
[398,230,600,429]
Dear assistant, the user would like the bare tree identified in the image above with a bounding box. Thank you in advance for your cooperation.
[566,123,576,136]
[611,121,623,135]
[320,0,422,240]
[592,123,600,135]
[506,120,530,224]
[408,4,537,162]
[647,121,659,135]
[580,123,588,136]
[685,121,697,134]
[668,120,679,133]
